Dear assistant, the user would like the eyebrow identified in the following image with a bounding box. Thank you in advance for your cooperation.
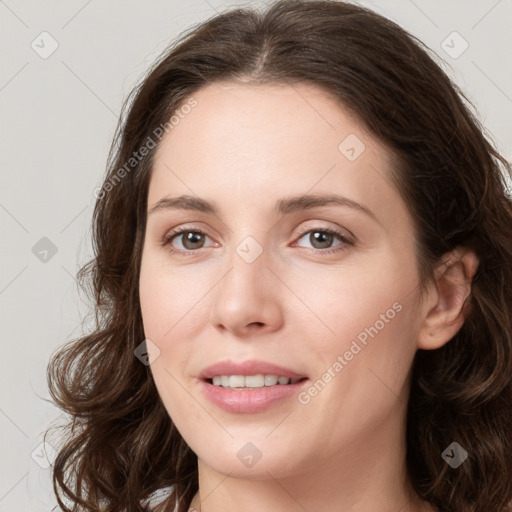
[147,193,380,224]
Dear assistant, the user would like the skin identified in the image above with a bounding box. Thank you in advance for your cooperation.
[138,82,479,512]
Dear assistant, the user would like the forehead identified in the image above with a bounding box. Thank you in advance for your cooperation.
[148,81,403,228]
[154,81,372,168]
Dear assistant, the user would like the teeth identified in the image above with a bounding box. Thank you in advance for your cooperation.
[245,375,264,388]
[264,375,278,386]
[230,375,245,388]
[210,374,301,388]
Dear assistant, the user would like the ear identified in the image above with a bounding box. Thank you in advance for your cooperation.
[417,247,479,350]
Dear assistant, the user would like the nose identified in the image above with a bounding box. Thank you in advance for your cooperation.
[209,241,285,338]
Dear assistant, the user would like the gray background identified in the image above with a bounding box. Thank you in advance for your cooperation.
[0,0,511,510]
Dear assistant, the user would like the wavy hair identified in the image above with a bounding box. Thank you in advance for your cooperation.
[47,1,512,511]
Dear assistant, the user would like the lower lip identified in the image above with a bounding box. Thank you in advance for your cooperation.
[198,378,309,413]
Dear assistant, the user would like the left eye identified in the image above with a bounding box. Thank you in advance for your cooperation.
[294,228,353,253]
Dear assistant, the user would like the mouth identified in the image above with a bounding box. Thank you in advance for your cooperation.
[197,360,309,413]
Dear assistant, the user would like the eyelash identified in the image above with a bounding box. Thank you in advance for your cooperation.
[162,225,354,257]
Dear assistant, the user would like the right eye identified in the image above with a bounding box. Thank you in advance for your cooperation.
[163,228,218,254]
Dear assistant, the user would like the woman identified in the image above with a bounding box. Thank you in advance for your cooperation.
[47,1,512,511]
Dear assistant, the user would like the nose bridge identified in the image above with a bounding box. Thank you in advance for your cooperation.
[209,231,283,333]
[220,211,271,279]
[221,233,272,298]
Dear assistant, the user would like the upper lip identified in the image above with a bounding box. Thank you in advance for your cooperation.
[199,360,307,380]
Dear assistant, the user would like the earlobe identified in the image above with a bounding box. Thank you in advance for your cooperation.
[417,247,479,350]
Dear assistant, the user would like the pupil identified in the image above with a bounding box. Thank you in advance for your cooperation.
[185,232,203,249]
[312,231,332,248]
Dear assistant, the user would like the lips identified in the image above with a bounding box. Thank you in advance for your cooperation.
[197,359,309,413]
[198,359,307,381]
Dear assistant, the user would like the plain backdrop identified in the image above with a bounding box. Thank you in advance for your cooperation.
[0,0,511,510]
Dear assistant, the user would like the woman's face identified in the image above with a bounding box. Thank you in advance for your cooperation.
[139,82,426,479]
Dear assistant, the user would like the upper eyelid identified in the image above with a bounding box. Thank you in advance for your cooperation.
[164,222,350,236]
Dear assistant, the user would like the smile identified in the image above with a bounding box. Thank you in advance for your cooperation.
[210,374,303,388]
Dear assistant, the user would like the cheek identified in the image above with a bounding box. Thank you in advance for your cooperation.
[293,289,419,452]
[139,263,203,428]
[303,258,420,402]
[297,254,417,348]
[139,256,209,342]
[297,249,421,408]
[138,257,213,408]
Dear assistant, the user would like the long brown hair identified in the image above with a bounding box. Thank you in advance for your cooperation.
[47,1,512,511]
